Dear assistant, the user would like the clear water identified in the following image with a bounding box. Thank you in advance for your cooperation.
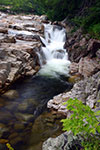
[0,76,72,150]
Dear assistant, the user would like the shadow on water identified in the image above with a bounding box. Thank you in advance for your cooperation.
[0,75,72,150]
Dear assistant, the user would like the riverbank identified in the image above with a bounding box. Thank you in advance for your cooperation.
[0,12,49,93]
[47,21,100,113]
[0,11,100,150]
[42,20,100,150]
[0,12,73,150]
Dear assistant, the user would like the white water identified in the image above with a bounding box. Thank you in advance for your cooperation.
[38,24,71,78]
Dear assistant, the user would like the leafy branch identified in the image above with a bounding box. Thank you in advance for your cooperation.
[61,98,100,150]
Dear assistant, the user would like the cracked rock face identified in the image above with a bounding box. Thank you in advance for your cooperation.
[0,12,47,93]
[42,131,81,150]
[48,71,100,115]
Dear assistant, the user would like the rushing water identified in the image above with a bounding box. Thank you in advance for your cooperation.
[38,24,71,78]
[0,24,72,150]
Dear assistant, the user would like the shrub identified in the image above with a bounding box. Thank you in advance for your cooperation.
[61,98,100,150]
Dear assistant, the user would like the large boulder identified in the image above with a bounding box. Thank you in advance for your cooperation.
[70,57,100,77]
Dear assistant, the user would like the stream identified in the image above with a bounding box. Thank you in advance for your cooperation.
[0,23,72,150]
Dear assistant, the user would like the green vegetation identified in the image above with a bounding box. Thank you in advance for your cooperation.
[61,98,100,150]
[71,0,100,39]
[0,0,100,38]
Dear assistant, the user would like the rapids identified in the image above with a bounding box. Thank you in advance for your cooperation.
[38,24,71,78]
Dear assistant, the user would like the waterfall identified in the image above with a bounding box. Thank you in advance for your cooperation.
[38,24,71,78]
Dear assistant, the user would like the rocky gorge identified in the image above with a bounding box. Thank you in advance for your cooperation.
[42,22,100,149]
[0,11,100,150]
[0,11,72,150]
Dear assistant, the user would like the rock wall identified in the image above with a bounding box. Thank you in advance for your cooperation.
[67,29,100,78]
[48,71,100,114]
[47,27,100,115]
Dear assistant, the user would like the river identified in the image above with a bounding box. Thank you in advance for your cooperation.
[0,23,72,150]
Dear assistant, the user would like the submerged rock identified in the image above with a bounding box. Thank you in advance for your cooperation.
[0,110,13,124]
[14,123,25,131]
[10,136,23,146]
[2,90,19,99]
[15,113,34,123]
[0,123,9,138]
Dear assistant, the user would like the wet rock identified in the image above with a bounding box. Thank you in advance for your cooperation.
[42,132,81,150]
[33,35,46,47]
[2,90,19,99]
[18,102,29,112]
[0,12,42,92]
[35,66,40,72]
[0,111,13,124]
[68,74,82,83]
[69,62,79,75]
[25,69,36,76]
